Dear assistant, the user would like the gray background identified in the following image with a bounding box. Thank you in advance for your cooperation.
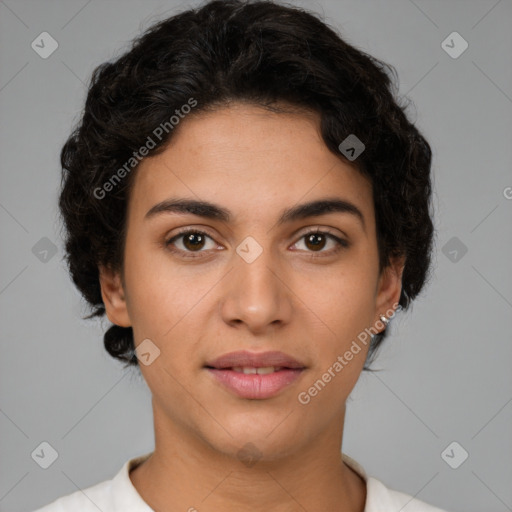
[1,0,511,511]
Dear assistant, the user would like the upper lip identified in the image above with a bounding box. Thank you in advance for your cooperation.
[204,350,306,369]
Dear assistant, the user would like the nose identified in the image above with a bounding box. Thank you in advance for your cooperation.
[219,242,293,335]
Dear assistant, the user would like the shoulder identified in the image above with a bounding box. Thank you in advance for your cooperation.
[342,453,450,512]
[366,476,450,512]
[30,478,114,512]
[30,452,154,512]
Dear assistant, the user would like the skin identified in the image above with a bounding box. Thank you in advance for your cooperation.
[99,102,404,512]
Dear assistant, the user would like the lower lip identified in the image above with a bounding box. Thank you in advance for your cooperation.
[206,368,305,399]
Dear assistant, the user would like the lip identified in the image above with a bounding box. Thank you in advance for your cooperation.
[204,350,306,369]
[204,350,306,400]
[206,367,305,399]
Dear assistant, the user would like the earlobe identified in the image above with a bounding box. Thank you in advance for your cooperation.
[375,255,405,323]
[98,265,132,327]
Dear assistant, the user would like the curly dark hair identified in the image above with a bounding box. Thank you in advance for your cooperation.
[58,0,434,371]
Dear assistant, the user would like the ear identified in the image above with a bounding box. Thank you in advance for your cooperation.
[98,265,132,327]
[374,255,405,327]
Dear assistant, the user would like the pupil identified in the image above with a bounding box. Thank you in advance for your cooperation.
[306,233,325,251]
[184,233,204,250]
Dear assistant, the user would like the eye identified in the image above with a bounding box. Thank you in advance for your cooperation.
[165,228,218,258]
[165,227,349,259]
[291,228,349,257]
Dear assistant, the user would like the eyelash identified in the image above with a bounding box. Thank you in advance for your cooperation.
[165,228,349,259]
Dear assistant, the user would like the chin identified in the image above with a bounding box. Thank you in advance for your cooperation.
[203,423,303,464]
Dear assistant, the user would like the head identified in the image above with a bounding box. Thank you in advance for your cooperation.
[58,0,433,458]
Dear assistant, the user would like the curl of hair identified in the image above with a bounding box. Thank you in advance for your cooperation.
[58,0,434,371]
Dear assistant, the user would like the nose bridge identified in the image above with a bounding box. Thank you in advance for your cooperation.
[220,233,292,330]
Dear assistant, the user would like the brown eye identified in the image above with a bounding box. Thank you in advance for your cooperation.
[182,232,206,251]
[165,229,217,258]
[304,232,328,251]
[293,229,349,257]
[165,227,349,260]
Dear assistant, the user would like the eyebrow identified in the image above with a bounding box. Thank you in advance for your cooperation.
[144,196,366,231]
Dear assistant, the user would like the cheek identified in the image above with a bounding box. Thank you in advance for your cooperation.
[298,265,377,398]
[297,277,374,410]
[303,260,378,334]
[123,244,221,365]
[122,243,192,340]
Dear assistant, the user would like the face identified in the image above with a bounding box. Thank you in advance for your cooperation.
[100,102,403,461]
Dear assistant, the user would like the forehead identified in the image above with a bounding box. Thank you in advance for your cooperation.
[127,103,373,225]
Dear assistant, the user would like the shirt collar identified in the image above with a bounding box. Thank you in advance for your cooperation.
[115,451,390,512]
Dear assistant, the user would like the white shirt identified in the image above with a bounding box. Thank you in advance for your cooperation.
[32,451,449,511]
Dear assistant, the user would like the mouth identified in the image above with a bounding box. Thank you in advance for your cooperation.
[205,367,306,399]
[204,350,307,399]
[204,349,306,370]
[205,365,295,374]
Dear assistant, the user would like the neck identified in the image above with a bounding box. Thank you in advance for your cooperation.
[129,404,366,512]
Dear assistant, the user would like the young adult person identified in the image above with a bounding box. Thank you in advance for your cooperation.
[33,1,448,510]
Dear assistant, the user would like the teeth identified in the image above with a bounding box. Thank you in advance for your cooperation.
[231,366,283,374]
